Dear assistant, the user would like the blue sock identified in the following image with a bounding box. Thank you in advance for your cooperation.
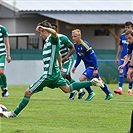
[101,83,111,95]
[129,82,133,90]
[119,76,124,88]
[85,86,93,94]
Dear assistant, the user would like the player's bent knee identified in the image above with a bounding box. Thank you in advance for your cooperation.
[24,89,32,97]
[79,75,87,81]
[60,86,70,93]
[0,69,4,75]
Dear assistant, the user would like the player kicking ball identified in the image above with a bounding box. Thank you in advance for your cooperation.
[1,21,104,118]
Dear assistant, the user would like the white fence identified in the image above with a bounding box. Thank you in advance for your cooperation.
[5,60,84,85]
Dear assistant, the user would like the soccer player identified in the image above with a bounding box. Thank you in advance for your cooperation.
[2,20,104,118]
[114,21,133,95]
[71,29,113,101]
[119,32,133,133]
[121,31,133,133]
[127,54,133,133]
[0,25,11,97]
[52,24,85,100]
[127,52,133,83]
[127,52,133,133]
[118,30,133,74]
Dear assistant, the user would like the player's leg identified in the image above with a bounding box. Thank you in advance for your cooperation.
[61,60,77,100]
[3,74,104,118]
[85,86,95,101]
[69,75,85,100]
[14,88,32,116]
[126,63,132,95]
[2,88,32,118]
[114,60,125,95]
[80,68,96,101]
[66,74,85,100]
[60,77,104,93]
[101,82,113,100]
[0,55,9,97]
[79,74,95,101]
[79,67,113,100]
[61,59,84,100]
[95,76,113,100]
[127,81,132,95]
[0,78,3,94]
[91,69,113,100]
[62,73,77,100]
[2,74,47,118]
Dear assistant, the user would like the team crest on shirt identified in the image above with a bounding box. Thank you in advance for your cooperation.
[78,47,82,50]
[122,40,128,44]
[78,52,85,56]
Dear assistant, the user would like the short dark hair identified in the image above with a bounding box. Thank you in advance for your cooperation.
[125,21,133,27]
[51,23,57,30]
[125,30,133,36]
[37,20,52,28]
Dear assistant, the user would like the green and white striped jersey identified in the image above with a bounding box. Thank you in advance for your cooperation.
[42,35,60,79]
[0,25,8,56]
[58,34,73,59]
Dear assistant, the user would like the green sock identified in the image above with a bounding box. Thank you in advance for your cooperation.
[70,78,76,83]
[1,86,4,91]
[14,96,30,115]
[1,74,7,88]
[70,81,92,92]
[71,79,82,92]
[0,77,3,91]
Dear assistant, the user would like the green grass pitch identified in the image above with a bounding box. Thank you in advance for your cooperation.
[0,84,132,133]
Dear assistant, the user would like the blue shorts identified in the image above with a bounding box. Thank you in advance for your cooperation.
[82,67,100,80]
[119,60,129,76]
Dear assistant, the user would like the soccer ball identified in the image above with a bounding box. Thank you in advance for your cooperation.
[0,104,7,117]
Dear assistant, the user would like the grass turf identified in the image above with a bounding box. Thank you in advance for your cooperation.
[0,84,133,133]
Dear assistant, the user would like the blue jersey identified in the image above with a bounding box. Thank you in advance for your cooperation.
[119,33,128,58]
[127,43,133,55]
[74,40,98,69]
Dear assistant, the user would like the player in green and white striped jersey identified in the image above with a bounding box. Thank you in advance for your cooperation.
[0,25,11,97]
[2,20,104,118]
[52,24,85,100]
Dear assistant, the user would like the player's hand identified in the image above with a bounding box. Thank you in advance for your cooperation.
[35,26,44,32]
[118,65,124,70]
[59,68,63,72]
[115,58,119,64]
[72,67,76,73]
[62,57,67,63]
[93,70,98,77]
[6,55,11,63]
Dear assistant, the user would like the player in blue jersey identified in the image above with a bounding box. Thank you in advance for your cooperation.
[120,30,133,133]
[119,30,133,72]
[126,31,133,133]
[114,21,133,95]
[71,29,113,101]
